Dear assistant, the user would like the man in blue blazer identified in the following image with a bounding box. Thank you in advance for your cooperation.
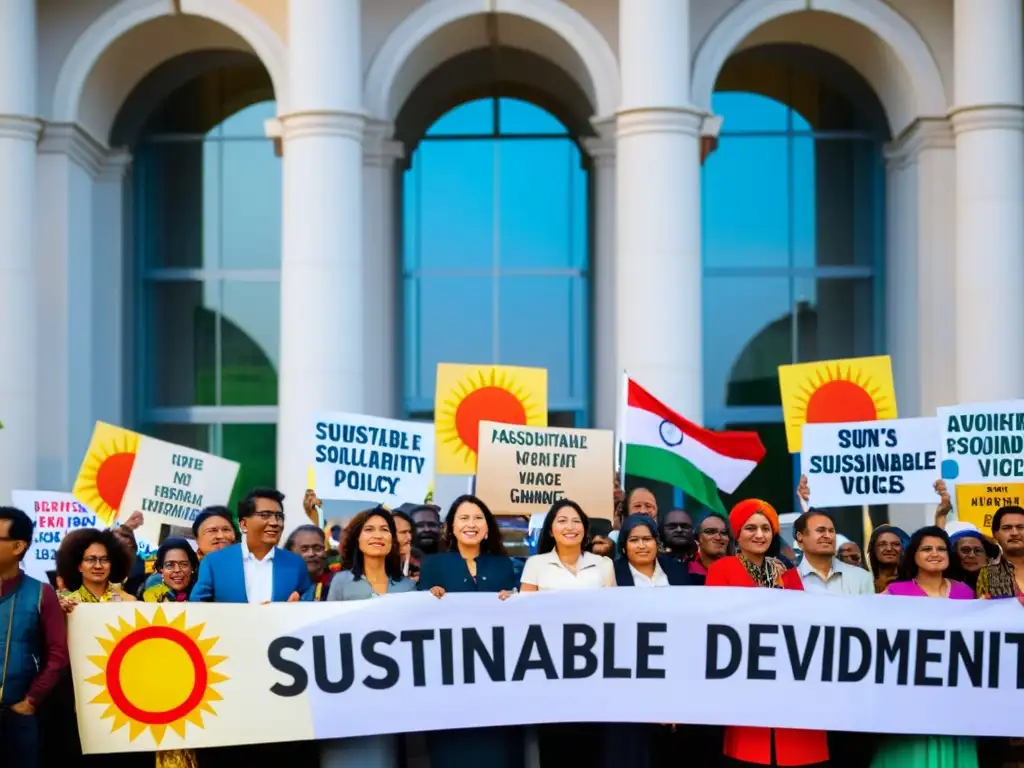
[191,488,311,603]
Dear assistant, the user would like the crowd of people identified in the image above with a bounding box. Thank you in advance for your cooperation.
[1,473,1023,768]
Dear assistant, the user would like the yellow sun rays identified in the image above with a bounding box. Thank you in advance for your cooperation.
[85,608,227,746]
[778,355,897,452]
[73,422,141,524]
[434,364,548,474]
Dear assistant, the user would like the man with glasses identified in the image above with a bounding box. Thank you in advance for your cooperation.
[284,525,332,600]
[191,489,311,603]
[977,505,1024,600]
[689,512,732,576]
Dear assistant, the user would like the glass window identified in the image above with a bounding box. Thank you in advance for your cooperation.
[134,66,280,511]
[403,97,589,417]
[700,52,886,528]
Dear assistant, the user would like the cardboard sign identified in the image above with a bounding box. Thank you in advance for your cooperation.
[801,417,940,507]
[954,482,1024,532]
[474,421,613,519]
[11,491,99,581]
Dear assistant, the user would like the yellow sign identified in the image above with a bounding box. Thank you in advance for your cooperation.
[73,422,140,524]
[434,363,547,474]
[779,355,897,453]
[955,482,1024,532]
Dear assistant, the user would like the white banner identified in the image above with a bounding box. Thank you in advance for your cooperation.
[68,588,1024,753]
[311,412,434,505]
[801,417,940,507]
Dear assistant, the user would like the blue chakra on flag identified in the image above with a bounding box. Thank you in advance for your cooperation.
[659,420,684,448]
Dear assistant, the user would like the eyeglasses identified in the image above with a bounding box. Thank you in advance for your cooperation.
[296,545,326,556]
[161,562,192,572]
[700,528,729,538]
[83,556,110,566]
[957,546,986,557]
[251,511,285,522]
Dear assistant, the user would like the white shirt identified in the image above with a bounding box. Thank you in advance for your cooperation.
[629,561,670,588]
[241,539,276,604]
[520,551,615,590]
[797,555,874,596]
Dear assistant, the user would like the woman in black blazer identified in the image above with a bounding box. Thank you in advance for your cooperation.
[419,494,520,768]
[613,513,705,587]
[606,514,707,768]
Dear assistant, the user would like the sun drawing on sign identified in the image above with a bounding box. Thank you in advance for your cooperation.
[86,608,227,745]
[75,428,139,523]
[437,368,544,460]
[789,363,896,430]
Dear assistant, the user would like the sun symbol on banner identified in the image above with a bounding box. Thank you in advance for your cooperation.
[74,423,140,524]
[779,356,897,452]
[436,367,545,461]
[85,608,227,745]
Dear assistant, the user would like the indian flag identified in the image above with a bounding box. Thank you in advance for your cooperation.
[621,377,766,515]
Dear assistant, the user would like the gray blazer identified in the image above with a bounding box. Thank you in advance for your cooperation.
[326,569,416,601]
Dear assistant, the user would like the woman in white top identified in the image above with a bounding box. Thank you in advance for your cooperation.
[519,499,615,591]
[518,500,612,767]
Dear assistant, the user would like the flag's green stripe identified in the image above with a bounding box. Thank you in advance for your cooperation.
[624,444,727,515]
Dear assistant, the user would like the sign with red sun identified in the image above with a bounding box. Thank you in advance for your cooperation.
[434,363,548,474]
[778,355,898,453]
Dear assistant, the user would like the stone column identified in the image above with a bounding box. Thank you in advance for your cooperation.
[583,118,616,430]
[0,0,40,500]
[277,0,365,528]
[363,119,404,420]
[616,0,703,419]
[951,0,1024,403]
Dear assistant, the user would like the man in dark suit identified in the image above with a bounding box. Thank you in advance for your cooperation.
[191,488,311,603]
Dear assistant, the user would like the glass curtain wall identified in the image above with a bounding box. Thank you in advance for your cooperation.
[402,97,590,428]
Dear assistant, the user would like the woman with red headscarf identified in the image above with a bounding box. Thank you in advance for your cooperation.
[705,499,829,768]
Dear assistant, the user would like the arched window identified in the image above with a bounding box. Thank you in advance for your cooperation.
[702,47,886,525]
[402,96,589,426]
[130,64,280,505]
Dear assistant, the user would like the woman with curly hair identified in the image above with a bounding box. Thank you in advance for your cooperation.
[56,528,135,611]
[322,507,414,768]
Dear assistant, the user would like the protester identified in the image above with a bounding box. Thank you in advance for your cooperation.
[142,537,199,602]
[284,524,332,600]
[419,495,520,768]
[519,500,614,591]
[624,487,658,518]
[706,499,829,767]
[944,523,996,592]
[587,517,616,557]
[519,500,612,767]
[410,503,444,555]
[190,489,308,603]
[110,516,148,597]
[660,507,697,563]
[836,535,866,568]
[391,507,423,580]
[977,505,1024,600]
[0,507,69,768]
[323,507,415,768]
[143,506,237,592]
[614,513,701,587]
[873,526,977,767]
[794,509,873,595]
[57,528,136,607]
[866,524,908,593]
[690,512,731,575]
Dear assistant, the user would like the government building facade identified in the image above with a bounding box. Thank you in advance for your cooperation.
[1,0,1019,528]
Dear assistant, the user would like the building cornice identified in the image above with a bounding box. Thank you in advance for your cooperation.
[949,104,1024,136]
[363,118,404,168]
[615,106,705,140]
[884,117,954,169]
[583,115,616,168]
[38,122,130,180]
[0,114,43,144]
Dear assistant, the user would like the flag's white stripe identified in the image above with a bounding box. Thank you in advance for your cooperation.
[625,406,756,494]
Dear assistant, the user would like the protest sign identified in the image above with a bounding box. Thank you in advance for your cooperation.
[954,482,1024,531]
[72,422,239,546]
[68,590,1024,754]
[938,400,1024,517]
[434,363,548,474]
[475,421,614,519]
[311,412,434,505]
[11,490,98,581]
[778,355,897,452]
[800,417,939,506]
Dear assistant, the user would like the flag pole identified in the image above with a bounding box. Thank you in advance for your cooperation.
[616,370,629,492]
